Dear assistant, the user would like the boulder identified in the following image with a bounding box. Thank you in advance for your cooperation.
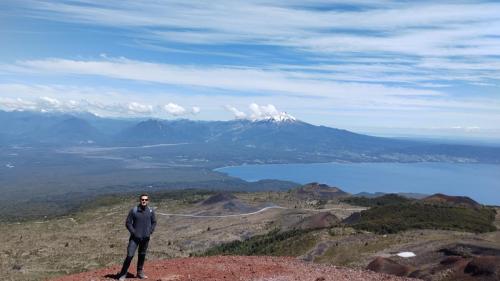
[464,256,500,277]
[366,257,414,277]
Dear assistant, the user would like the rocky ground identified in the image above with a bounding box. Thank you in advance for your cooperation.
[0,191,362,281]
[2,191,499,281]
[49,256,418,281]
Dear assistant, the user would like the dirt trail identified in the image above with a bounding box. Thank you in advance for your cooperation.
[155,206,366,218]
[50,256,419,281]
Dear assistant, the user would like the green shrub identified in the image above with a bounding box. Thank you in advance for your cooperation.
[348,203,496,234]
[341,194,413,207]
[202,228,317,256]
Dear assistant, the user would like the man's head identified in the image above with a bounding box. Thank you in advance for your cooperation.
[139,194,149,207]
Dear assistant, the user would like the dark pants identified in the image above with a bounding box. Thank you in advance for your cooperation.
[119,236,150,275]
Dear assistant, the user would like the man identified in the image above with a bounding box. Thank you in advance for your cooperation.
[118,194,157,280]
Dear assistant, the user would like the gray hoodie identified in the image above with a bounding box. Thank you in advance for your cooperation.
[125,205,157,239]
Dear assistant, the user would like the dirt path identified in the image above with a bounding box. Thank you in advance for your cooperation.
[155,206,366,218]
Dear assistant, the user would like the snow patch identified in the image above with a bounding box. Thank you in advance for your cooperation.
[396,252,416,258]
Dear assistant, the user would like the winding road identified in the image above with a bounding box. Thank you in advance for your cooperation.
[155,205,366,218]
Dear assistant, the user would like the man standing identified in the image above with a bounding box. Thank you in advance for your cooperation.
[118,194,157,280]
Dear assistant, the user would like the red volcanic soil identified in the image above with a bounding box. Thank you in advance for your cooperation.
[50,256,418,281]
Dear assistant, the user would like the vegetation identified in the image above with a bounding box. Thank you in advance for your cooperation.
[202,228,318,256]
[348,202,497,234]
[316,236,394,266]
[150,188,215,203]
[0,176,296,223]
[341,194,413,207]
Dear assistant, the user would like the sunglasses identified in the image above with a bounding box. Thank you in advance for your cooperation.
[140,198,149,201]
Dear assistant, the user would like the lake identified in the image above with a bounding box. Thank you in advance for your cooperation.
[216,162,500,205]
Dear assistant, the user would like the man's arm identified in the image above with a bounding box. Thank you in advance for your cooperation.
[125,209,135,235]
[150,209,157,235]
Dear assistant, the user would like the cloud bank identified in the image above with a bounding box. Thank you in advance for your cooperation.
[1,1,500,138]
[225,103,295,121]
[0,95,200,118]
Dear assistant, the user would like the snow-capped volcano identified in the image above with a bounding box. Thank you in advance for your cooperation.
[253,112,297,123]
[246,103,297,123]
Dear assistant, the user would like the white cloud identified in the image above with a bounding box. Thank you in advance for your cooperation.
[163,102,186,116]
[0,96,82,113]
[248,103,295,121]
[8,1,499,93]
[224,105,247,119]
[225,103,295,121]
[39,96,61,107]
[0,97,38,111]
[12,0,499,97]
[127,102,153,114]
[191,106,201,114]
[0,83,207,118]
[22,1,500,59]
[9,57,444,99]
[451,126,481,132]
[0,94,201,118]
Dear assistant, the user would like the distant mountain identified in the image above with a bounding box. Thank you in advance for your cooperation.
[117,117,412,153]
[0,110,133,145]
[1,110,499,164]
[116,119,214,144]
[44,117,102,143]
[0,111,101,145]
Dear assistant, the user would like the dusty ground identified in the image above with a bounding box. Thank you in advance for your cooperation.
[49,256,418,281]
[1,192,362,281]
[2,193,498,281]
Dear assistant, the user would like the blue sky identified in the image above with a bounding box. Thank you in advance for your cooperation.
[1,0,500,139]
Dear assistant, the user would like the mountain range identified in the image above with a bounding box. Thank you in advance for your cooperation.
[1,110,499,164]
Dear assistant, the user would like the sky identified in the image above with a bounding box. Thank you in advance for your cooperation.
[1,0,500,139]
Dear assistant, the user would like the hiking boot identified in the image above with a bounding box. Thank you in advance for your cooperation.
[117,274,127,281]
[137,271,148,279]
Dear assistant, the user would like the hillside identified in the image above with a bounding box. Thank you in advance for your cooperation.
[290,182,349,200]
[341,194,413,207]
[343,202,496,234]
[422,193,480,208]
[1,189,499,281]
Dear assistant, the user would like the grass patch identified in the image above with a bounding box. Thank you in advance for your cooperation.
[202,228,318,257]
[341,194,413,207]
[348,202,497,234]
[316,237,393,266]
[150,188,216,204]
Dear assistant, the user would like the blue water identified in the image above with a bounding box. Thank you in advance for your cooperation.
[217,162,500,205]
